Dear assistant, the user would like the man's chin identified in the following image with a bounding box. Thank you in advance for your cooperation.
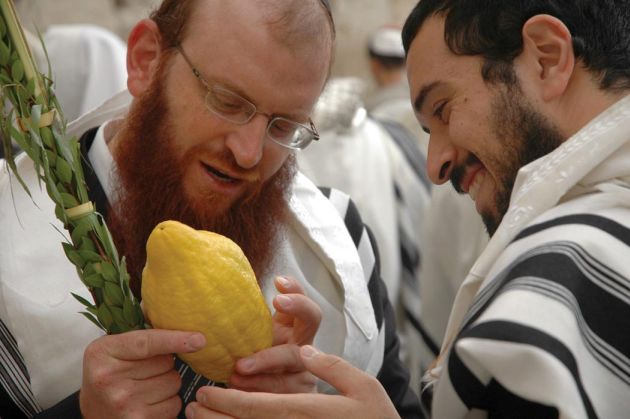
[481,211,501,237]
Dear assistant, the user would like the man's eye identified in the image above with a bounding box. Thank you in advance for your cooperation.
[211,98,243,113]
[270,121,297,137]
[433,101,448,122]
[208,89,247,114]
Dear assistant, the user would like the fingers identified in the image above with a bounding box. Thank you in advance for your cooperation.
[229,370,316,393]
[133,369,183,405]
[125,354,176,380]
[102,329,206,360]
[185,402,234,419]
[272,282,321,345]
[235,344,303,375]
[231,344,316,393]
[144,395,183,418]
[274,275,305,294]
[189,387,302,419]
[299,345,382,397]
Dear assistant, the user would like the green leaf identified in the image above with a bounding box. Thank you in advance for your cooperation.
[40,126,55,149]
[10,59,24,82]
[60,192,79,208]
[109,306,126,326]
[83,262,97,276]
[109,323,123,334]
[70,216,94,245]
[71,292,94,308]
[54,203,67,224]
[46,181,63,206]
[54,155,73,184]
[77,249,101,264]
[96,304,113,330]
[67,250,85,268]
[100,262,118,283]
[44,149,56,167]
[80,312,105,331]
[123,298,140,326]
[79,238,97,253]
[62,242,84,268]
[103,282,124,307]
[9,125,31,155]
[0,15,6,38]
[55,181,67,195]
[26,76,36,96]
[82,273,104,288]
[52,125,75,169]
[0,39,9,66]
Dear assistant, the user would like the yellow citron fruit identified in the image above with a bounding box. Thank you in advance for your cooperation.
[141,220,273,383]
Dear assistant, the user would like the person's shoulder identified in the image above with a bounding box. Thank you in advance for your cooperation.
[508,195,630,259]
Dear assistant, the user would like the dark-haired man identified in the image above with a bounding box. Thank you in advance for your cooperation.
[0,0,420,417]
[187,1,630,417]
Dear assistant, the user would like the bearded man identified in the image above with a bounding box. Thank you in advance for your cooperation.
[0,1,421,418]
[183,0,630,418]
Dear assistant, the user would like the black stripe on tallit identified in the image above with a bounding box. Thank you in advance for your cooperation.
[484,379,559,419]
[318,186,332,199]
[402,308,439,356]
[463,248,630,367]
[365,224,384,329]
[0,319,38,418]
[343,197,366,248]
[377,119,431,191]
[513,214,630,246]
[451,320,596,418]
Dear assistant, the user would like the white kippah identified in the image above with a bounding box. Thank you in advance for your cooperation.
[368,27,405,58]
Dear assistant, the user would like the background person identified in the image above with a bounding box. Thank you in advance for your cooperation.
[365,24,428,154]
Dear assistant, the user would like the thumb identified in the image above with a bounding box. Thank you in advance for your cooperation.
[299,345,378,396]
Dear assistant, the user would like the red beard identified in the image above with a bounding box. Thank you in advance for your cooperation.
[107,64,296,297]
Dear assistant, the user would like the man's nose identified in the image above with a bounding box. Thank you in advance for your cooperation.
[426,131,456,185]
[225,113,268,169]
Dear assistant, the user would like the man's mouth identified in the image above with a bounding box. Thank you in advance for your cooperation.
[202,163,239,183]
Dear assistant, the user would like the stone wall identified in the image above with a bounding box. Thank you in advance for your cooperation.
[15,0,418,89]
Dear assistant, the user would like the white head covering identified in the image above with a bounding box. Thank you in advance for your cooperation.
[368,26,405,58]
[41,24,128,122]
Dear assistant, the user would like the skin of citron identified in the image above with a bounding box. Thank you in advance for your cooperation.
[141,220,273,383]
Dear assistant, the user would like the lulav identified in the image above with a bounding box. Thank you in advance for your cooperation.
[0,0,145,334]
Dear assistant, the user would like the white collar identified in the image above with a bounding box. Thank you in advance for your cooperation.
[86,123,117,201]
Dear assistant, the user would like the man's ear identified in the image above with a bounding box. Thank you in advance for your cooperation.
[126,19,163,97]
[518,14,575,102]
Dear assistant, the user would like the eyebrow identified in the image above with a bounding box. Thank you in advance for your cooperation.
[206,75,309,123]
[413,80,443,114]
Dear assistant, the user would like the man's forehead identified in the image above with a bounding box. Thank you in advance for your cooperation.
[406,17,449,91]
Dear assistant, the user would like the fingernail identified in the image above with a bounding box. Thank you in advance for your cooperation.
[301,345,320,359]
[189,333,206,350]
[276,294,292,309]
[238,357,256,372]
[185,403,195,419]
[276,275,291,288]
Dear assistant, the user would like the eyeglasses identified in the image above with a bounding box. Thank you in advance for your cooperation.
[176,45,319,150]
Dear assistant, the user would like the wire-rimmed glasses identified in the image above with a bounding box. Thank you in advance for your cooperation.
[176,44,319,150]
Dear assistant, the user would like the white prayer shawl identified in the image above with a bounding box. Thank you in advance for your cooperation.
[431,94,630,418]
